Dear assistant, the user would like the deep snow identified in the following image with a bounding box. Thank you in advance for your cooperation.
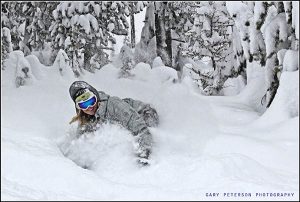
[1,52,299,200]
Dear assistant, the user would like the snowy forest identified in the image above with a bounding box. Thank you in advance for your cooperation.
[1,1,299,104]
[1,1,299,201]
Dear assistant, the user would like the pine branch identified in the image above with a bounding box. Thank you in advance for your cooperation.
[171,38,186,43]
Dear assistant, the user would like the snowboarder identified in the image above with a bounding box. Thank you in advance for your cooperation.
[69,81,159,166]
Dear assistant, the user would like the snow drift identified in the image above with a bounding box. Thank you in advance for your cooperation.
[1,51,299,200]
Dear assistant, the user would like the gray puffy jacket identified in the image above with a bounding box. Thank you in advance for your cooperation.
[79,91,159,160]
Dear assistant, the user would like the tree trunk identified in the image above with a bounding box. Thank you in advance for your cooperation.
[154,2,163,62]
[22,18,32,56]
[276,2,285,13]
[211,57,216,70]
[165,21,172,67]
[154,2,172,67]
[83,45,93,72]
[130,13,136,48]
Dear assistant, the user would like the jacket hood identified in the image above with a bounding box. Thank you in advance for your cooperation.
[69,81,100,103]
[97,91,110,101]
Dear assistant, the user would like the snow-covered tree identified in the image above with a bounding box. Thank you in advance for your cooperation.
[136,1,195,69]
[26,2,59,52]
[230,25,247,80]
[248,1,297,107]
[127,1,148,48]
[153,2,173,67]
[7,51,35,88]
[5,2,42,56]
[184,2,236,95]
[283,2,298,51]
[50,2,130,75]
[123,35,131,47]
[165,2,195,72]
[249,2,267,66]
[154,2,196,69]
[52,49,76,78]
[118,45,135,78]
[1,27,13,70]
[1,2,58,58]
[263,6,290,107]
[229,1,298,107]
[1,2,26,51]
[134,2,156,65]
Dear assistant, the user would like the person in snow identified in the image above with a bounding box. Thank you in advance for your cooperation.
[69,81,159,166]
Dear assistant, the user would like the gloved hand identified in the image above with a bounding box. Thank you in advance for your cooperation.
[137,156,150,166]
[136,147,151,166]
[133,128,152,166]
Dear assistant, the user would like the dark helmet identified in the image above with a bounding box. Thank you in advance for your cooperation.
[69,81,100,103]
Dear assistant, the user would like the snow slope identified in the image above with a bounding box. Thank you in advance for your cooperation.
[1,53,299,200]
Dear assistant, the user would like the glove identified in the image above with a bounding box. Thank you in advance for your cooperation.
[137,156,150,166]
[133,128,152,166]
[136,147,151,166]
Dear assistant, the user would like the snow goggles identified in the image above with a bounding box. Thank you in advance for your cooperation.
[75,89,97,110]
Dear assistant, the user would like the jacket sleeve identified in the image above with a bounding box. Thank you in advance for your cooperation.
[122,97,159,127]
[122,97,149,113]
[108,96,153,157]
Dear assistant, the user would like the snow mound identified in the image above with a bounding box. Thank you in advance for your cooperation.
[131,62,178,83]
[52,49,74,79]
[283,50,299,72]
[257,70,299,124]
[2,51,35,88]
[223,75,246,96]
[25,55,46,80]
[95,63,120,80]
[151,66,178,83]
[152,56,164,68]
[277,49,288,66]
[237,61,268,113]
[2,53,299,200]
[131,62,152,81]
[119,45,133,61]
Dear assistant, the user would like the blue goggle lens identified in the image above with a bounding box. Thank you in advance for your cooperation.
[77,96,97,110]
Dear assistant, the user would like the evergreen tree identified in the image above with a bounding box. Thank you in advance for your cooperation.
[165,2,195,71]
[184,2,235,95]
[1,27,13,70]
[230,25,247,80]
[128,1,147,48]
[250,2,267,66]
[154,2,172,67]
[230,1,298,107]
[137,1,194,69]
[27,2,58,52]
[1,2,26,51]
[1,2,58,57]
[283,2,297,50]
[263,2,290,107]
[118,45,135,78]
[134,2,156,65]
[123,35,132,49]
[49,2,130,75]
